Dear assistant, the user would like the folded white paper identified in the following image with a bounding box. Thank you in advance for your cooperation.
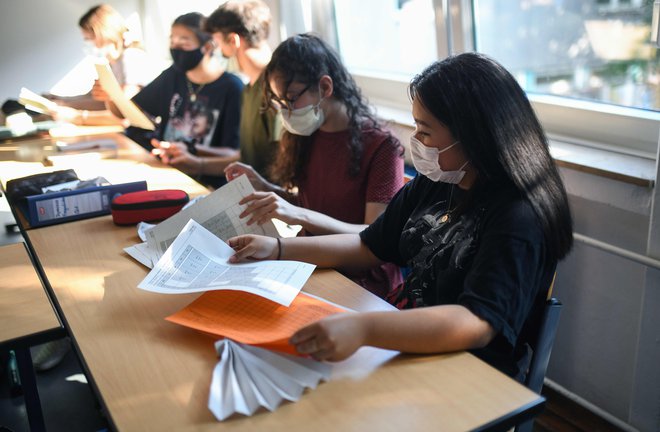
[209,339,331,421]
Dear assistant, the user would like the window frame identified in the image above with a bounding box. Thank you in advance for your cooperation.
[334,0,660,158]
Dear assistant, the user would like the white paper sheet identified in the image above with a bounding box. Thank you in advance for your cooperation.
[145,175,279,260]
[18,87,58,114]
[94,62,155,130]
[124,242,158,269]
[139,220,314,306]
[208,339,330,421]
[136,221,156,242]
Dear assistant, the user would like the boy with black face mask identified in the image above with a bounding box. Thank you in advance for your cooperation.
[126,12,243,189]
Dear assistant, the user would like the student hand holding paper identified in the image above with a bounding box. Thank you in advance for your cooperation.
[91,80,110,102]
[239,192,303,227]
[228,234,279,263]
[290,313,366,361]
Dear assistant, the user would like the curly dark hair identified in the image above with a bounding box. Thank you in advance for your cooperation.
[264,33,398,189]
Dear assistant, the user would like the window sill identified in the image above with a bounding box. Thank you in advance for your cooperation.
[373,103,657,188]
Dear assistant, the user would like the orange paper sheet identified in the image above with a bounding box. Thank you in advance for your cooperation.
[166,290,346,355]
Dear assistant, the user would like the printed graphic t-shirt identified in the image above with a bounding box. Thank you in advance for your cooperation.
[360,175,557,379]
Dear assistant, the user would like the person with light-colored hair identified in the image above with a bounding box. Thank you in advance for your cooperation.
[48,4,153,126]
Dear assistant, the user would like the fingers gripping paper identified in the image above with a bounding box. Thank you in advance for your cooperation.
[139,219,314,306]
[145,174,279,260]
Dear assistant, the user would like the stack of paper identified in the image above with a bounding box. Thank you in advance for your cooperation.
[124,175,279,269]
[210,339,331,421]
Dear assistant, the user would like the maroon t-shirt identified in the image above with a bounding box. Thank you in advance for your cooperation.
[297,126,405,297]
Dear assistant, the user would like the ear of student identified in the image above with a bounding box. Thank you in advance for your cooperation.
[319,75,333,98]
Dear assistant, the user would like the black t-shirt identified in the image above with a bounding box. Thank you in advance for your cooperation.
[130,66,243,188]
[360,174,556,379]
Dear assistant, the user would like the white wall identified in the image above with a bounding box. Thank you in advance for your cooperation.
[0,0,142,102]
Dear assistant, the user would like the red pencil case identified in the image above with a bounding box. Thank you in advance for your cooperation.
[111,189,189,225]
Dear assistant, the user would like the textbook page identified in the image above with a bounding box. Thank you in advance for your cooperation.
[94,62,155,130]
[146,174,279,259]
[139,219,314,306]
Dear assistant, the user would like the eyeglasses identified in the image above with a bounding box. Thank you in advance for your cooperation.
[270,85,311,111]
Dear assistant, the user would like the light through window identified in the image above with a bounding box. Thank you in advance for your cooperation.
[334,0,437,79]
[475,0,660,111]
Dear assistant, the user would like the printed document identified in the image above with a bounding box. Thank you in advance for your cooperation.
[94,62,155,130]
[145,174,279,259]
[139,219,315,306]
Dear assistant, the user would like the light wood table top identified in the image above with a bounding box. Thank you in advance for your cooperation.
[0,242,61,347]
[8,134,543,431]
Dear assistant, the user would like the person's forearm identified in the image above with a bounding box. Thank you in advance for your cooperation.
[279,234,381,270]
[295,208,368,235]
[199,155,241,175]
[358,305,495,353]
[197,147,240,158]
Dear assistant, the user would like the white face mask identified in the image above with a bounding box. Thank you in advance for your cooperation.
[410,135,468,184]
[280,99,325,136]
[83,40,115,60]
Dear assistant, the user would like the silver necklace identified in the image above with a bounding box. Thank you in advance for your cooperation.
[186,80,206,102]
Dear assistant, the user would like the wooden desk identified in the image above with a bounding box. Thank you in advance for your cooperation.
[0,242,62,349]
[8,134,543,431]
[0,242,65,431]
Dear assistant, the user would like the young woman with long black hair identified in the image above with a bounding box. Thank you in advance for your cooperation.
[227,52,573,380]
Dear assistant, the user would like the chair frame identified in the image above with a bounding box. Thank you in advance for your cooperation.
[515,297,563,432]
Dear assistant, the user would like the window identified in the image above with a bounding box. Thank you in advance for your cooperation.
[333,0,438,79]
[327,0,660,156]
[475,0,660,112]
